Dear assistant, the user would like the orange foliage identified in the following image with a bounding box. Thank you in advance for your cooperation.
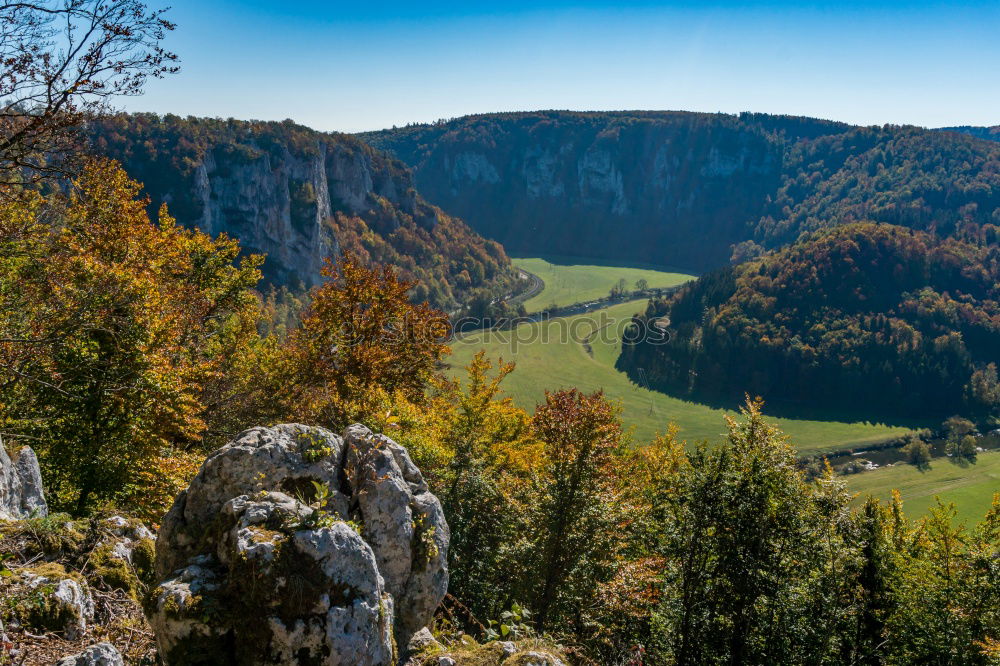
[284,254,450,427]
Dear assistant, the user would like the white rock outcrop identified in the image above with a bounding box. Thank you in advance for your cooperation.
[55,642,125,666]
[149,424,449,665]
[0,438,47,520]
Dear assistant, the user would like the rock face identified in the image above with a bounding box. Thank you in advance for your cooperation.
[88,115,517,311]
[18,569,95,639]
[56,643,125,666]
[150,424,449,665]
[361,111,803,271]
[92,120,426,288]
[0,438,48,520]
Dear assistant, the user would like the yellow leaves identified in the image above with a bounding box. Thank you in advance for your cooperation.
[974,636,1000,661]
[284,254,450,428]
[594,556,667,620]
[626,424,687,489]
[122,448,204,526]
[1,158,265,511]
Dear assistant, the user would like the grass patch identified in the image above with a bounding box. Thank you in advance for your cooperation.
[448,299,912,453]
[847,449,1000,525]
[511,256,693,311]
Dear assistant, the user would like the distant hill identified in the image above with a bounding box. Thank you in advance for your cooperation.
[939,125,1000,142]
[88,114,517,309]
[361,111,1000,273]
[617,223,1000,421]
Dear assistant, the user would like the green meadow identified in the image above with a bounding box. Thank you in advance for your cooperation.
[511,256,694,311]
[448,298,913,453]
[847,450,1000,525]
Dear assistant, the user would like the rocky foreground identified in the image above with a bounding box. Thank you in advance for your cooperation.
[0,427,568,665]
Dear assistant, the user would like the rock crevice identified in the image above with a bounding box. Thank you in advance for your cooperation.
[149,423,449,666]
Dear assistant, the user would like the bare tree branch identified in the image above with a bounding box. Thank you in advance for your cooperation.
[0,0,178,192]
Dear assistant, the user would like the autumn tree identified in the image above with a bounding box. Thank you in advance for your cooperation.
[0,1,177,189]
[0,159,262,512]
[284,255,450,428]
[586,426,686,661]
[390,351,541,621]
[528,388,626,631]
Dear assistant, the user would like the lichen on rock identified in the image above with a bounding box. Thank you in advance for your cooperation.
[8,562,95,639]
[149,423,449,665]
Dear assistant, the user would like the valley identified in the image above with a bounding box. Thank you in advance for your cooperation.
[511,256,693,311]
[847,449,1000,525]
[448,296,913,452]
[4,0,1000,661]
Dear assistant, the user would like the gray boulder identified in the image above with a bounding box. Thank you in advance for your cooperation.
[0,438,48,520]
[150,424,450,665]
[55,642,125,666]
[344,425,450,642]
[20,570,94,639]
[155,424,349,578]
[149,493,394,665]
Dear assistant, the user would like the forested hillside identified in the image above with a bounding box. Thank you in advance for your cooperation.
[362,112,1000,272]
[758,125,1000,246]
[618,223,1000,421]
[942,125,1000,142]
[89,114,518,309]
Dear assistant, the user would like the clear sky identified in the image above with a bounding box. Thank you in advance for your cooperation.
[120,0,1000,133]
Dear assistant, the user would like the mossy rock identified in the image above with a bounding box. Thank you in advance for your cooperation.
[25,560,84,583]
[2,562,92,638]
[416,642,508,666]
[87,537,156,600]
[19,589,80,635]
[132,537,157,584]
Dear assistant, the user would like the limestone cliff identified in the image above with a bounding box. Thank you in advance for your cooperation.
[361,111,845,272]
[89,115,515,309]
[362,111,1000,273]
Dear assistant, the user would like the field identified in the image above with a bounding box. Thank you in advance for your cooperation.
[511,256,694,311]
[847,450,1000,524]
[448,298,914,453]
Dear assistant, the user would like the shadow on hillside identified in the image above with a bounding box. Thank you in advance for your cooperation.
[617,362,930,433]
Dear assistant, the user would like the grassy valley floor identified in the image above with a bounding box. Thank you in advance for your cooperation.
[847,450,1000,524]
[448,298,913,453]
[511,256,693,311]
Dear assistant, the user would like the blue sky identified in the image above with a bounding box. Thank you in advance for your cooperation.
[121,1,1000,132]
